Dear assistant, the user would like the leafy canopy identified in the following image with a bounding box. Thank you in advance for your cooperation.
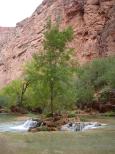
[25,25,75,113]
[76,56,115,105]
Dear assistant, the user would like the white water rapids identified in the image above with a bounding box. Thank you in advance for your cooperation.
[0,119,107,132]
[0,119,38,132]
[61,122,107,132]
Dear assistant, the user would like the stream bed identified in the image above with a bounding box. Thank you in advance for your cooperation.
[0,114,113,133]
[0,119,107,133]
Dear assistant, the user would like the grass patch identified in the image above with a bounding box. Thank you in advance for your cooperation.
[0,129,115,154]
[102,111,115,117]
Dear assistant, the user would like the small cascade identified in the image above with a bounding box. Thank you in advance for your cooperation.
[10,119,39,132]
[0,119,40,132]
[61,122,107,132]
[0,119,107,132]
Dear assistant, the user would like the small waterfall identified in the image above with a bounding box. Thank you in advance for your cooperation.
[61,122,107,132]
[0,119,39,132]
[0,119,107,132]
[10,119,38,131]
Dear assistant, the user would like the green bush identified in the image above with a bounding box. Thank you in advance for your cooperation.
[0,80,29,108]
[103,111,115,117]
[75,56,115,106]
[0,96,8,107]
[67,111,76,118]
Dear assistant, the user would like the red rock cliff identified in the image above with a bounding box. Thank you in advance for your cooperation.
[0,0,115,88]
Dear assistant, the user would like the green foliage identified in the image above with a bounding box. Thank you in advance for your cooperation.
[0,80,29,108]
[103,111,115,117]
[0,80,21,107]
[0,96,8,107]
[79,117,88,122]
[98,86,110,103]
[24,85,49,111]
[67,111,76,118]
[76,83,94,106]
[76,56,115,105]
[25,24,75,114]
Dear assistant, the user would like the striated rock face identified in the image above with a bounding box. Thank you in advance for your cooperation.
[0,27,15,63]
[0,0,115,88]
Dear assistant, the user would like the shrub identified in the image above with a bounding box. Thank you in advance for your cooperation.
[103,111,115,117]
[0,96,8,108]
[0,80,30,108]
[67,111,76,118]
[75,56,115,106]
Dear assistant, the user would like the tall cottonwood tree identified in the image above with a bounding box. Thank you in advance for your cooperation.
[26,24,74,115]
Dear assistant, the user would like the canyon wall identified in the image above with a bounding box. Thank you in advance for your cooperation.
[0,0,115,88]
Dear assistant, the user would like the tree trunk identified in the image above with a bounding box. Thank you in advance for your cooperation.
[50,81,54,116]
[19,81,30,107]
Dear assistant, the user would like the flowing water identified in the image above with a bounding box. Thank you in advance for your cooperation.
[0,114,109,133]
[0,121,24,132]
[61,122,107,132]
[0,120,107,133]
[0,119,38,132]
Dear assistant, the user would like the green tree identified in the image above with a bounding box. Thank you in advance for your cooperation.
[0,80,30,107]
[25,25,75,115]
